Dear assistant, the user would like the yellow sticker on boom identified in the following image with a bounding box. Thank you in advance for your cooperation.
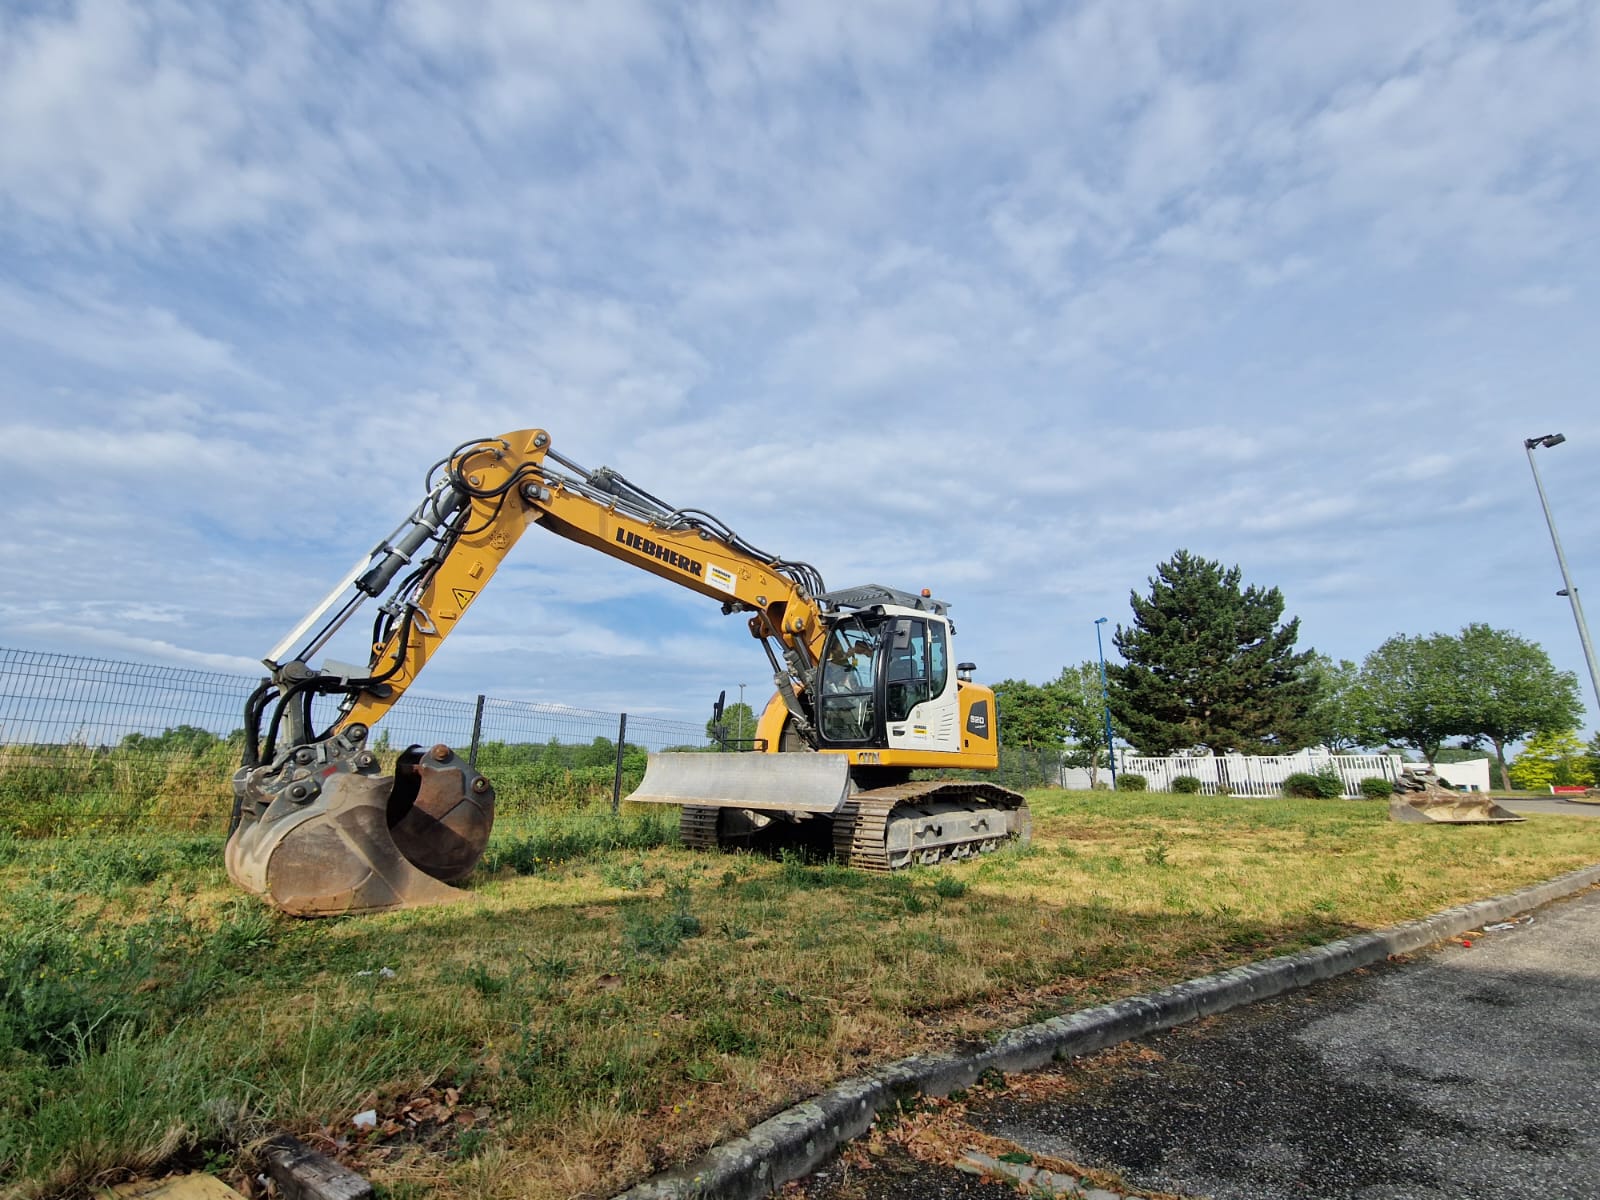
[452,588,476,609]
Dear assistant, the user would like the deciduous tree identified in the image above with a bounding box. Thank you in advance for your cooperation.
[1054,661,1116,788]
[1303,654,1368,752]
[1352,634,1465,766]
[707,702,757,747]
[1508,729,1590,791]
[1451,623,1582,793]
[1107,550,1317,755]
[992,678,1073,750]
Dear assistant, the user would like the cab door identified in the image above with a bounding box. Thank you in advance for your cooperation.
[882,617,961,754]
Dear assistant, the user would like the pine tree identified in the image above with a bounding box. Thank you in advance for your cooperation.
[1108,550,1317,755]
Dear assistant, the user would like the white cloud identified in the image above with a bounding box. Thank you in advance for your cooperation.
[0,281,248,380]
[1,0,1597,728]
[0,1,300,234]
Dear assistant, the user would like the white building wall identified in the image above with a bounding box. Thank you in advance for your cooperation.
[1053,751,1490,795]
[1427,759,1491,793]
[1113,748,1402,798]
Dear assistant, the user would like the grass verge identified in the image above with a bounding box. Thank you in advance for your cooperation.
[2,791,1596,1199]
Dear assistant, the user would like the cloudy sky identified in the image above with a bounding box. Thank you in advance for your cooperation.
[2,0,1597,732]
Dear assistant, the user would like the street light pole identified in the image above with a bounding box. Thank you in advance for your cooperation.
[1524,434,1600,714]
[1095,617,1117,786]
[738,682,747,747]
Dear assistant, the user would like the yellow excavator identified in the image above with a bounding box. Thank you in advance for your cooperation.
[226,429,1029,917]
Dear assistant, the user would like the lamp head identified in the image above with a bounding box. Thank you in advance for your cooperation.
[1095,616,1108,625]
[1525,433,1567,449]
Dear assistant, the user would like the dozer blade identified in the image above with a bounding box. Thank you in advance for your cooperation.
[627,751,853,814]
[1388,796,1525,824]
[228,740,495,918]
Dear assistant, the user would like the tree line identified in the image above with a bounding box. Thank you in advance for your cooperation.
[995,549,1593,789]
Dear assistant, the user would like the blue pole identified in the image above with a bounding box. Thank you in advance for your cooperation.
[1095,617,1117,785]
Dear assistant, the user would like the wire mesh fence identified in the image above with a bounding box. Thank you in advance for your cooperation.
[0,647,711,835]
[0,647,1103,839]
[990,746,1075,791]
[0,649,256,750]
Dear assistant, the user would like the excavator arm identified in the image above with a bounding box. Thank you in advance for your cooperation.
[243,430,830,758]
[229,429,834,915]
[227,428,1022,918]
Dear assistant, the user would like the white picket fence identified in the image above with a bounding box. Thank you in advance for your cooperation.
[1115,749,1403,799]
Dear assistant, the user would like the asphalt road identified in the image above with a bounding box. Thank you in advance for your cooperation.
[792,884,1600,1200]
[1500,795,1600,819]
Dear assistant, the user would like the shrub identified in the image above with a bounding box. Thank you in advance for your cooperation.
[1282,766,1344,800]
[1115,773,1148,792]
[1359,776,1395,800]
[1508,730,1589,791]
[1171,775,1203,794]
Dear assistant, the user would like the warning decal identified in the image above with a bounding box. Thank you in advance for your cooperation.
[452,588,477,609]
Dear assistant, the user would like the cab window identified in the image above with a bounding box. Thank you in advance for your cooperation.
[930,622,948,696]
[885,618,931,722]
[819,619,878,742]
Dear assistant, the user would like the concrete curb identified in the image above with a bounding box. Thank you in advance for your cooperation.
[613,863,1600,1200]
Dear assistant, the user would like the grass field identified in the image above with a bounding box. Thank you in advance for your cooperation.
[3,790,1597,1200]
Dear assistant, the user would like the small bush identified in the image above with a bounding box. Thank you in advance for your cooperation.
[1282,766,1344,799]
[1171,775,1203,794]
[1115,773,1148,792]
[1359,776,1396,800]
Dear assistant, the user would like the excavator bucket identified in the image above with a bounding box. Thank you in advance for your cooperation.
[627,751,854,814]
[227,742,495,918]
[1388,795,1526,824]
[1386,766,1524,825]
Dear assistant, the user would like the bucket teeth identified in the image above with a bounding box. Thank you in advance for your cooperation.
[227,740,494,917]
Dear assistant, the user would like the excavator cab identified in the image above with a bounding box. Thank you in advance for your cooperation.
[813,610,953,750]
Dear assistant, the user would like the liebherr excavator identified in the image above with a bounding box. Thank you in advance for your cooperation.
[226,429,1029,917]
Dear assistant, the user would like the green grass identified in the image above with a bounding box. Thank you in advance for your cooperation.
[0,745,653,838]
[1,790,1597,1200]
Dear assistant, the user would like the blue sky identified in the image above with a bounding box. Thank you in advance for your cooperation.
[1,0,1597,732]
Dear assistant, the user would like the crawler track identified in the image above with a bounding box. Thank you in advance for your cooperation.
[832,795,896,871]
[678,806,721,851]
[680,783,1029,870]
[832,780,1030,872]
